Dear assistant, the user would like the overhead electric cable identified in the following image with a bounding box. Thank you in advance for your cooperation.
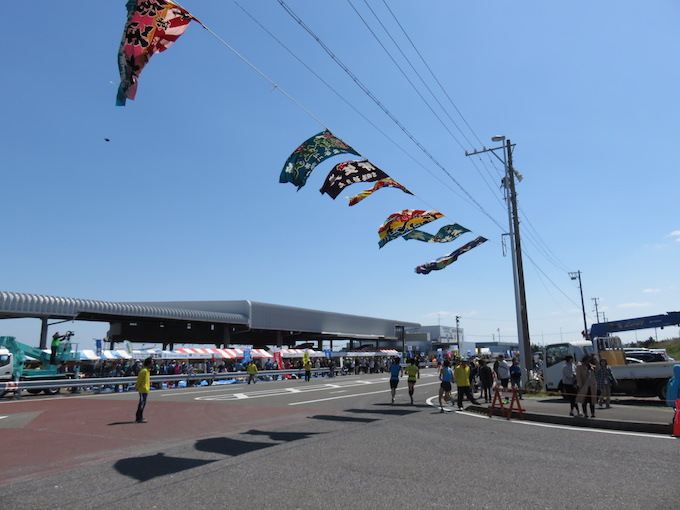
[348,0,506,210]
[277,0,506,233]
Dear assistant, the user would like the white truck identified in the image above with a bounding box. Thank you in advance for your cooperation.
[542,312,680,400]
[543,339,675,400]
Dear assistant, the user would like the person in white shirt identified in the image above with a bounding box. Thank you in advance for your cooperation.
[561,355,579,416]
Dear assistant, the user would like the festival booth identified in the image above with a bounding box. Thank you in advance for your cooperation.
[336,349,400,357]
[98,349,132,360]
[174,348,272,359]
[276,348,325,358]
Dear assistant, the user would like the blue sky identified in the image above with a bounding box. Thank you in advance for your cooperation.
[2,1,679,350]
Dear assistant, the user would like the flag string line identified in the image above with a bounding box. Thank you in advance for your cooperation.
[175,2,499,248]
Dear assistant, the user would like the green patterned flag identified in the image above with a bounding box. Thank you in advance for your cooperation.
[280,131,360,190]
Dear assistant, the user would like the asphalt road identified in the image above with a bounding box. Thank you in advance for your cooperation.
[1,371,679,509]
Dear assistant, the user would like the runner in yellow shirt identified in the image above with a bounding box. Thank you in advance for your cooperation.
[404,358,420,405]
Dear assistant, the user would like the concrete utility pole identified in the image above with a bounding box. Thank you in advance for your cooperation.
[592,297,601,324]
[570,271,589,339]
[466,137,531,382]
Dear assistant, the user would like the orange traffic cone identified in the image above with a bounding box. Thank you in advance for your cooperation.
[673,399,680,438]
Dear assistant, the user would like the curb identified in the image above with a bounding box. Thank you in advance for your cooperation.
[466,404,672,436]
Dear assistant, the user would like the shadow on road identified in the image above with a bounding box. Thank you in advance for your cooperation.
[107,421,137,426]
[195,437,274,456]
[310,414,378,423]
[114,452,215,482]
[242,429,320,441]
[347,406,419,416]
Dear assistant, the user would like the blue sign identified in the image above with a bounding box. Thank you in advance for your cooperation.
[324,348,332,358]
[95,339,102,357]
[243,348,252,363]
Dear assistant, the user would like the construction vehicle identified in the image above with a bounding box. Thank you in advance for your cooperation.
[542,312,680,400]
[0,333,80,397]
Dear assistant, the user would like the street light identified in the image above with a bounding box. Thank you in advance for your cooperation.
[492,135,506,142]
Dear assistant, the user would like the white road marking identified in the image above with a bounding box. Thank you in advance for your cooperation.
[289,381,442,406]
[424,396,673,439]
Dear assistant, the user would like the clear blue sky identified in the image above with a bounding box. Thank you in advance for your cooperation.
[2,1,679,350]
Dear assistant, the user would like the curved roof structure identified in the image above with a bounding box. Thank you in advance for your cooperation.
[0,291,420,347]
[0,291,248,324]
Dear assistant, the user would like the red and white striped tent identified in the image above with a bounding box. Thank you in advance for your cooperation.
[276,348,324,358]
[338,349,399,357]
[174,348,272,359]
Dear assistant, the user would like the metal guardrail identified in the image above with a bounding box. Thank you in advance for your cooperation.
[2,363,441,399]
[1,368,333,398]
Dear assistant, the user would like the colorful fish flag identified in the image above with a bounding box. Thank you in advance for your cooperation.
[403,223,470,243]
[378,209,443,249]
[319,160,388,199]
[415,236,488,274]
[348,178,412,206]
[280,131,361,190]
[117,0,195,106]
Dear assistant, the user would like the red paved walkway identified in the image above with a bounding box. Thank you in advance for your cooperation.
[0,395,314,486]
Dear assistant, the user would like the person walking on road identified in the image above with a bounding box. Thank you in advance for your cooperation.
[389,357,403,404]
[454,359,480,410]
[247,361,259,384]
[404,358,420,404]
[576,355,598,418]
[438,360,454,412]
[135,357,152,423]
[304,358,313,382]
[596,358,616,408]
[562,355,579,416]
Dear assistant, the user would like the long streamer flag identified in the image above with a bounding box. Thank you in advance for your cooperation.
[319,160,388,199]
[403,223,470,243]
[348,178,412,206]
[280,131,360,190]
[378,209,443,249]
[117,0,195,106]
[415,236,488,274]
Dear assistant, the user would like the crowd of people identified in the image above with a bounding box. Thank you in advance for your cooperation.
[561,354,617,418]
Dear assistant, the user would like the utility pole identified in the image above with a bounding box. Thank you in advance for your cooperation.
[592,297,600,323]
[569,271,588,340]
[466,137,531,382]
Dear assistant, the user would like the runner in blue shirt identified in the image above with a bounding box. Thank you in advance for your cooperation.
[439,360,454,412]
[389,357,403,404]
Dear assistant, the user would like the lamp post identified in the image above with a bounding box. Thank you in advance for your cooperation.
[569,271,589,340]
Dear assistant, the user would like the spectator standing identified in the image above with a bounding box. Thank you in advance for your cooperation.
[576,355,598,418]
[562,355,579,416]
[135,357,152,423]
[596,358,616,409]
[509,358,524,400]
[479,359,494,403]
[494,355,510,389]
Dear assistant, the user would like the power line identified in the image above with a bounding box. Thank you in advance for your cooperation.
[277,0,506,232]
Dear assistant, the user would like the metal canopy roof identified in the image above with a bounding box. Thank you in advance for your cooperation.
[0,291,248,324]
